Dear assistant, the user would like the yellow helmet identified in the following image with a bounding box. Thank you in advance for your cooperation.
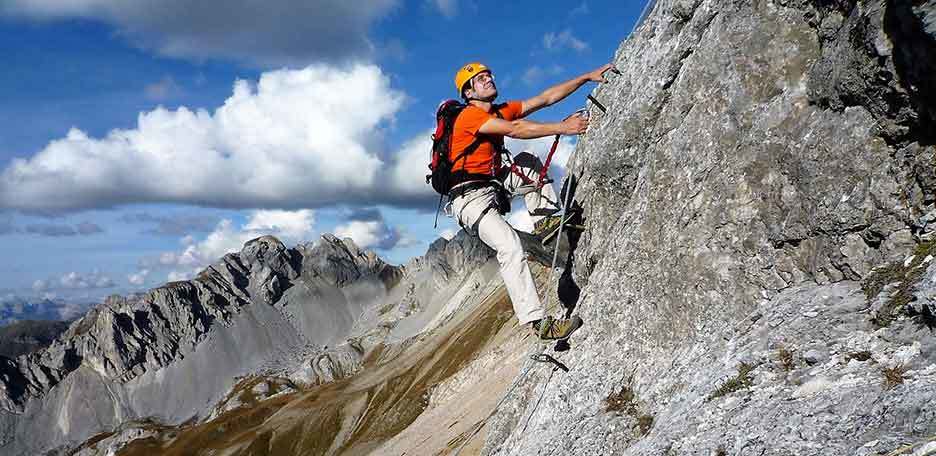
[454,62,491,95]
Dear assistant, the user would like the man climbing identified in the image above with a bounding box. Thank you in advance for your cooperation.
[448,61,611,340]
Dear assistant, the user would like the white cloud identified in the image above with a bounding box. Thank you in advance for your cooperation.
[439,228,457,240]
[331,207,416,251]
[334,220,386,249]
[167,269,195,282]
[32,271,115,291]
[60,270,114,289]
[32,279,48,292]
[0,65,407,213]
[388,130,435,199]
[159,209,316,271]
[543,29,589,53]
[243,209,315,241]
[0,0,398,67]
[128,269,150,286]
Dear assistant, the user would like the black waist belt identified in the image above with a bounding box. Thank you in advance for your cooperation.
[448,179,495,199]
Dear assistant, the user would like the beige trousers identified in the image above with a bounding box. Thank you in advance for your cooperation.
[450,152,560,324]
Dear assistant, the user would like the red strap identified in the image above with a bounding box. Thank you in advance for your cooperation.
[510,163,536,186]
[537,134,561,189]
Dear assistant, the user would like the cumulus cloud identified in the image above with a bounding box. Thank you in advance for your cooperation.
[543,29,589,53]
[128,269,150,285]
[243,209,315,241]
[120,212,221,236]
[333,207,417,250]
[0,0,398,67]
[0,64,579,217]
[159,209,315,279]
[32,270,115,291]
[387,130,435,201]
[0,65,410,213]
[167,270,194,282]
[32,279,48,292]
[61,271,114,288]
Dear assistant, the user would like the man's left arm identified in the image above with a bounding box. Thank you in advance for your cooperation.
[519,63,613,118]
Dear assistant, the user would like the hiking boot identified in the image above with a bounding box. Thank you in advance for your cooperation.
[532,315,583,341]
[532,215,564,237]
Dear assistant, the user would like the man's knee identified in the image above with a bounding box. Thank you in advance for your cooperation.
[484,223,522,258]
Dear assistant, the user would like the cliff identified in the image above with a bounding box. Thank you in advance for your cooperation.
[484,0,936,454]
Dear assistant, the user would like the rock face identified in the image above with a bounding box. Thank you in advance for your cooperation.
[0,234,426,455]
[483,0,936,454]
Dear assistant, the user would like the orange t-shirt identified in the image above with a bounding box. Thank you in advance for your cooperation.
[449,101,523,176]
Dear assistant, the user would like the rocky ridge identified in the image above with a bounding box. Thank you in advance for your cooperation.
[0,231,493,455]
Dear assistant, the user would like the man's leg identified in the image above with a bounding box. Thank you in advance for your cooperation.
[452,187,545,325]
[502,152,561,225]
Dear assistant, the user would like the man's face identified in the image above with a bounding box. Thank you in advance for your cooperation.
[469,71,497,101]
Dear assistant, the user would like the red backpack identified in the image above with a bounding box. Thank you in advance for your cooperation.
[426,100,468,195]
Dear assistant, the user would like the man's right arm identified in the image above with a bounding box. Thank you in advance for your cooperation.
[477,115,588,139]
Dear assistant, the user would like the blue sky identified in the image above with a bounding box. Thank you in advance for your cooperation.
[0,0,648,305]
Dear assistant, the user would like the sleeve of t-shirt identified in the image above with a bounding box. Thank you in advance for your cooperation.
[500,100,523,121]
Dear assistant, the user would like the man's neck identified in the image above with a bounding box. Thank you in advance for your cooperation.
[468,99,494,112]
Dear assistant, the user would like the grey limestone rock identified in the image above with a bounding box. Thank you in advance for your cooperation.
[483,0,936,454]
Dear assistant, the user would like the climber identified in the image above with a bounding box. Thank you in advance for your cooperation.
[447,61,611,340]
